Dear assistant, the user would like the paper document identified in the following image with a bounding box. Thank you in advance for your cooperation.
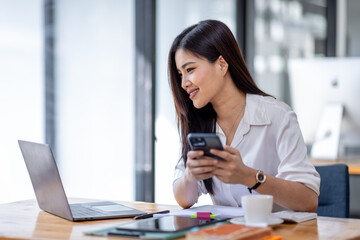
[155,205,244,218]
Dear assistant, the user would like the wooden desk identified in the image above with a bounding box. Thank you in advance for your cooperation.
[311,159,360,175]
[1,199,360,240]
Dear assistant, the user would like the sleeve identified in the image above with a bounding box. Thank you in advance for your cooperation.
[275,110,320,195]
[173,158,208,196]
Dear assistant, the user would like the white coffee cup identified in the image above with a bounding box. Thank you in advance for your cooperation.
[241,194,273,227]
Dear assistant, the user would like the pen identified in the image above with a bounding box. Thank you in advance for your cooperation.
[133,210,170,220]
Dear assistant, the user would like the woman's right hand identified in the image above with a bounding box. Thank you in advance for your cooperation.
[185,150,218,181]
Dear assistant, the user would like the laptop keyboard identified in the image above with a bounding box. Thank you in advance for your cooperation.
[70,205,106,218]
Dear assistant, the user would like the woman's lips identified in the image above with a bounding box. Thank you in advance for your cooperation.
[189,89,199,99]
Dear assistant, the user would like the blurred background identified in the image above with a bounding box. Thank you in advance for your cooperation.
[1,0,359,217]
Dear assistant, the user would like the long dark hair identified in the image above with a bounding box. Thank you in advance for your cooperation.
[168,20,267,195]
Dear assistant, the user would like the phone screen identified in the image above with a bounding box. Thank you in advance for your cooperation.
[115,216,226,233]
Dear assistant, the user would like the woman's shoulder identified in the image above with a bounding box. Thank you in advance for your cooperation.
[247,94,295,124]
[248,94,292,114]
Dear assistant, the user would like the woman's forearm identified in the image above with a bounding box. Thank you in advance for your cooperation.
[173,169,200,208]
[244,168,318,212]
[260,175,318,212]
[210,147,318,212]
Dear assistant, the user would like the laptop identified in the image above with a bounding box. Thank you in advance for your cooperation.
[18,140,146,221]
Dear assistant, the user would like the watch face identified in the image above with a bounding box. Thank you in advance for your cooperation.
[257,172,265,183]
[258,173,264,181]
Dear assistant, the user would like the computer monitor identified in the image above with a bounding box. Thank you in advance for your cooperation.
[289,57,360,159]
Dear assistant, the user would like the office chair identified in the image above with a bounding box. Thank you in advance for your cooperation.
[315,164,350,218]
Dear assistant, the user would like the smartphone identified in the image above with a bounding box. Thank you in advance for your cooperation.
[187,133,225,161]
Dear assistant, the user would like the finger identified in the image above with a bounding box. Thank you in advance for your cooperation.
[224,145,240,155]
[194,172,215,181]
[213,168,232,183]
[197,156,219,161]
[212,167,228,177]
[209,148,234,162]
[187,158,217,168]
[187,150,204,160]
[191,166,217,175]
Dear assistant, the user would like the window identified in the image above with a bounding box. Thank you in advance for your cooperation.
[0,0,44,203]
[155,0,236,205]
[253,0,327,102]
[55,0,135,201]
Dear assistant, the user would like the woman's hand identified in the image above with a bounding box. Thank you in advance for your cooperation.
[210,145,250,184]
[185,150,218,181]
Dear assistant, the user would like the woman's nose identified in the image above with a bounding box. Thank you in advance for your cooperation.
[181,77,191,90]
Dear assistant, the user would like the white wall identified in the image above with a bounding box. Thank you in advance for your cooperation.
[0,0,44,203]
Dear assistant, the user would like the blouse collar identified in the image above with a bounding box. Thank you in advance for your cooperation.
[216,93,271,147]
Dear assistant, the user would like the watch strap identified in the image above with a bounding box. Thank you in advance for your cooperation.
[248,170,265,194]
[247,182,261,193]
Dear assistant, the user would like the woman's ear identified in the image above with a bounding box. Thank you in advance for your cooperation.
[218,55,228,76]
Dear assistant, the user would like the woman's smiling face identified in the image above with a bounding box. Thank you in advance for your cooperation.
[175,48,225,109]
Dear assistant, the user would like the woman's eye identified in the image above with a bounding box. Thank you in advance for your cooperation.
[186,68,194,73]
[178,72,182,78]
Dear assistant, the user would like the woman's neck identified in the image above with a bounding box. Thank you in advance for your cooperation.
[211,77,246,121]
[211,75,246,144]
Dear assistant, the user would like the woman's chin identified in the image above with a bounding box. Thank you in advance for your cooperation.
[192,101,207,109]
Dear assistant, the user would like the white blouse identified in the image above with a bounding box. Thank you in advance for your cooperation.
[173,94,320,207]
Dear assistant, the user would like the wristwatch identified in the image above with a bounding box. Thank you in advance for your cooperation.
[248,170,266,193]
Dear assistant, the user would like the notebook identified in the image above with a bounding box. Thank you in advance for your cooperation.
[186,223,271,240]
[18,140,145,222]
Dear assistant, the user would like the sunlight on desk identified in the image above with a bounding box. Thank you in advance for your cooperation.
[1,199,360,240]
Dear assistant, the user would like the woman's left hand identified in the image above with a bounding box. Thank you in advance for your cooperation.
[209,145,250,184]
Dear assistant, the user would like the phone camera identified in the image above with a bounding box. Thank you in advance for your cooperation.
[191,137,206,147]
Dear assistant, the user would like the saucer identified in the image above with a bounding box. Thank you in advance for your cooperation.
[230,216,284,226]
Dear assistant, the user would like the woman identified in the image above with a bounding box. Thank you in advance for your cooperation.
[169,20,320,212]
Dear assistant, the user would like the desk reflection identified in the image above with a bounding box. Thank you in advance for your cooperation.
[272,219,319,239]
[33,211,73,239]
